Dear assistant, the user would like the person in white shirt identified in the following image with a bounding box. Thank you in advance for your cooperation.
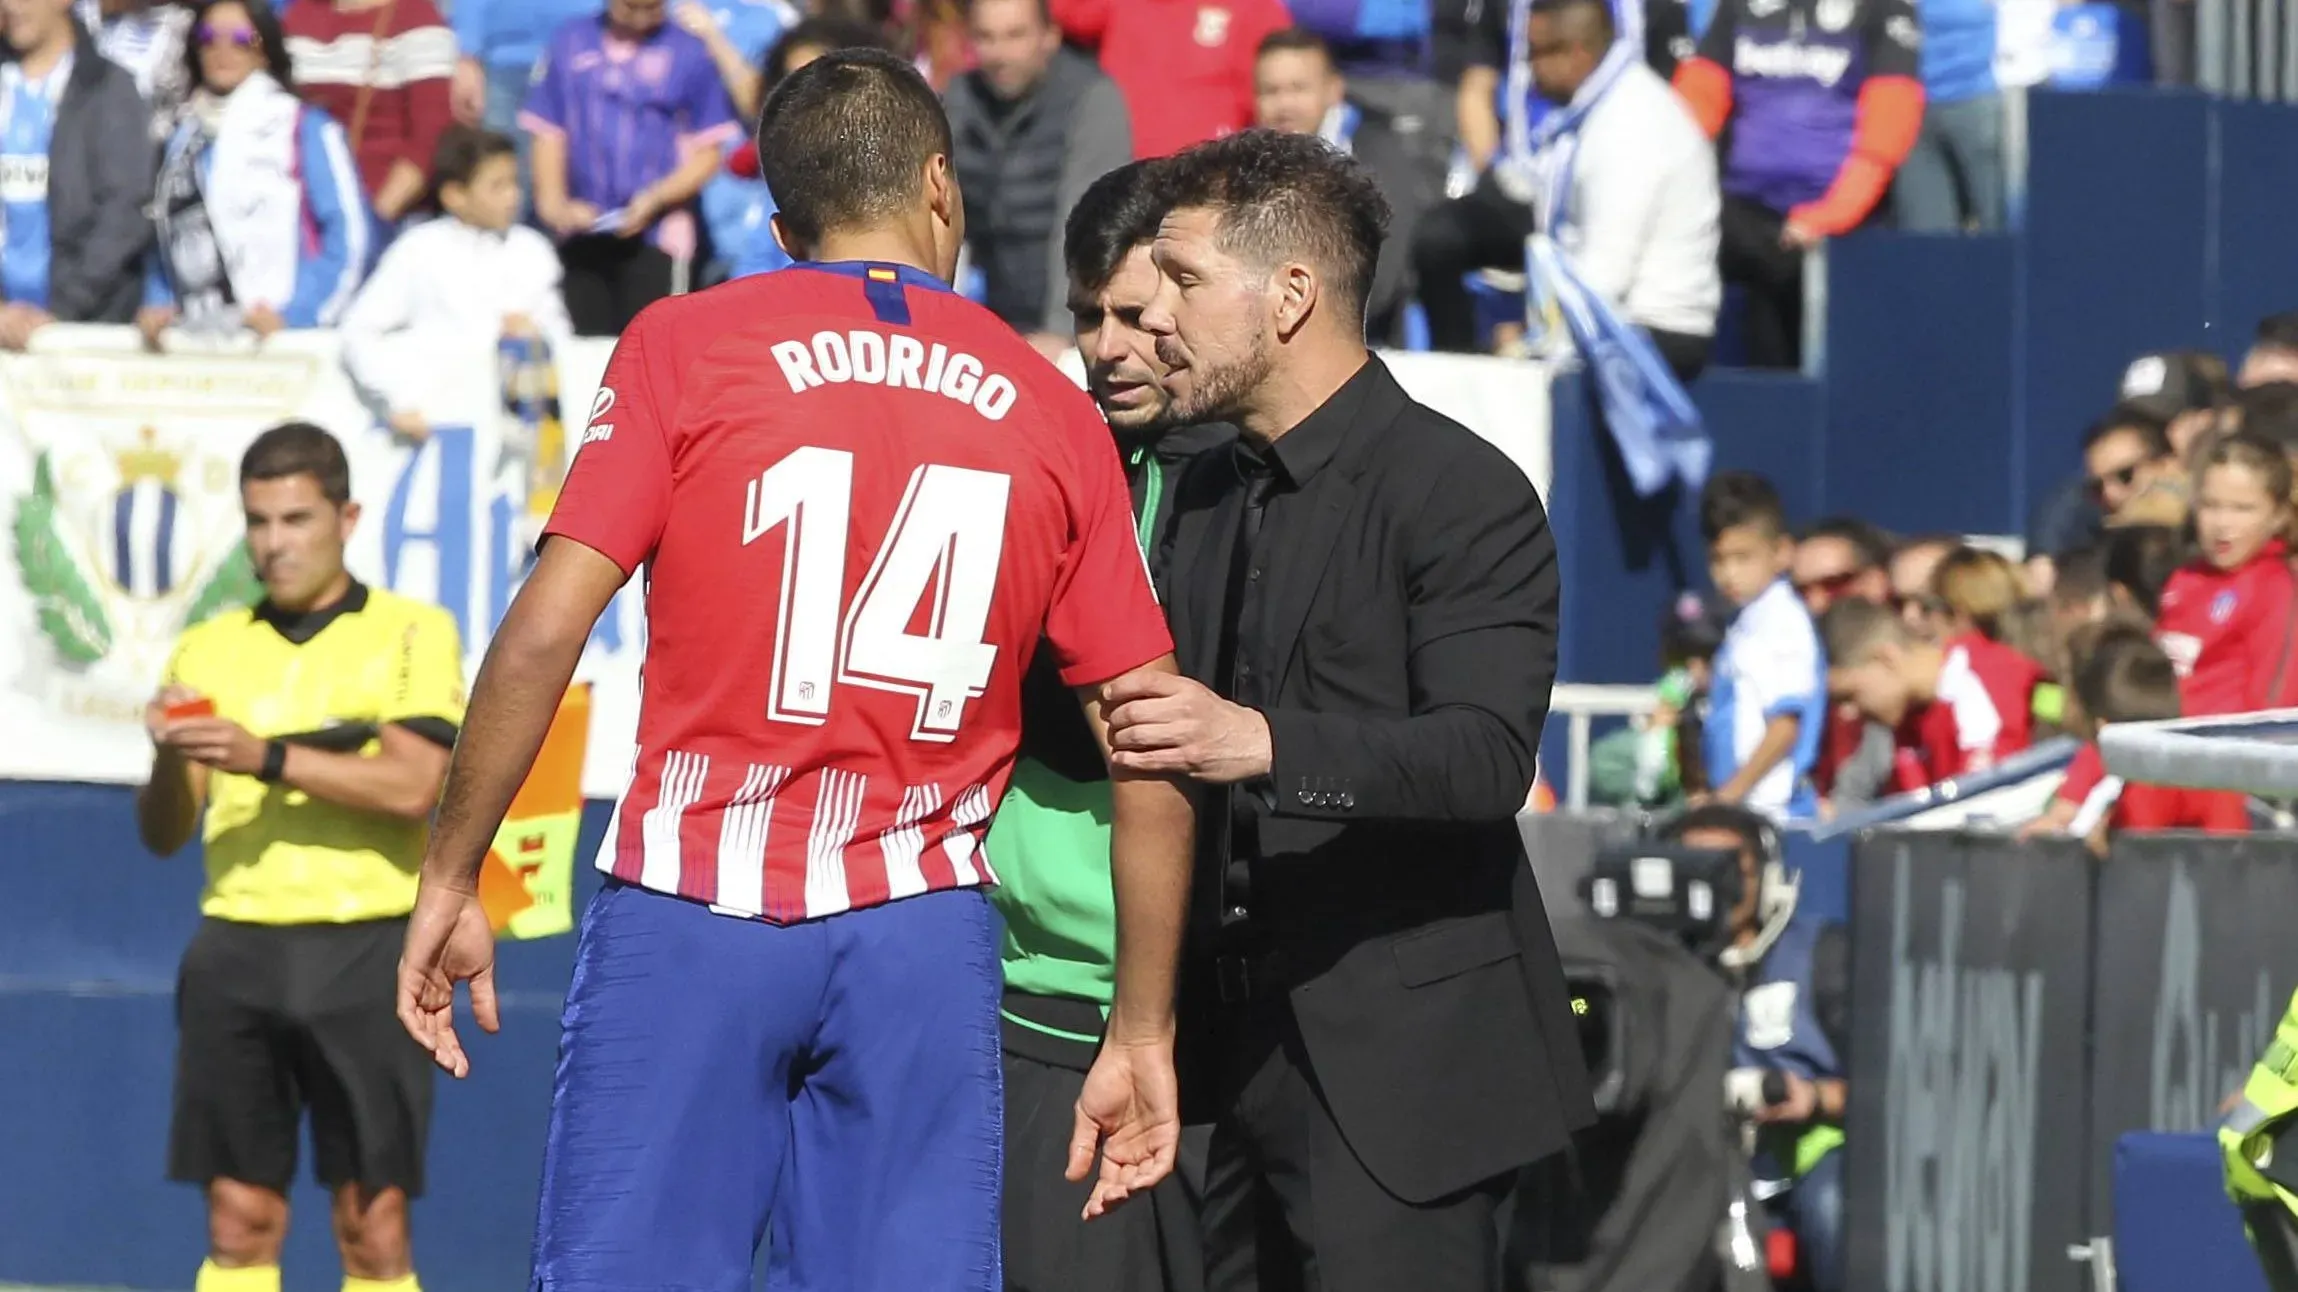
[1412,0,1719,378]
[340,124,572,440]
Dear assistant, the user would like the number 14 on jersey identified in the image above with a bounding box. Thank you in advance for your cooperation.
[742,446,1012,742]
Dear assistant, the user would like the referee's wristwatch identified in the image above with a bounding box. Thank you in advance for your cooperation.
[257,739,288,783]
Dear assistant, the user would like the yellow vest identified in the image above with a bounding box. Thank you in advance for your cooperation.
[2223,988,2298,1215]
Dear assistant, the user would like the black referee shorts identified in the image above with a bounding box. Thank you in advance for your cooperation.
[168,916,434,1196]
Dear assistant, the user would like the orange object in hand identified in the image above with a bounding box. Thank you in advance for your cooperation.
[164,696,215,721]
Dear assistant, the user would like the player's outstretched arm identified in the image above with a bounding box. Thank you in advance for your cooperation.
[398,536,628,1077]
[1066,653,1196,1218]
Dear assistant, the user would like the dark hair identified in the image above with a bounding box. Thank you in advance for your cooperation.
[2074,628,2183,726]
[431,125,516,193]
[2051,545,2108,607]
[2082,403,2173,458]
[1820,595,1908,667]
[1063,159,1168,296]
[241,421,350,504]
[1698,469,1787,543]
[182,0,298,96]
[756,47,951,246]
[760,16,888,90]
[2100,524,2189,618]
[2257,311,2298,355]
[1152,129,1391,323]
[1256,26,1334,62]
[1798,515,1892,570]
[2234,381,2298,452]
[1529,0,1617,47]
[1658,802,1772,866]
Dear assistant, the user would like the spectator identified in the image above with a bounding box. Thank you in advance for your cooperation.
[448,0,593,186]
[1449,0,1509,180]
[1821,594,2042,792]
[2061,624,2249,850]
[1793,514,1893,615]
[2121,348,2232,458]
[2087,402,2179,519]
[2047,544,2110,640]
[522,0,740,335]
[283,0,456,230]
[1050,0,1288,160]
[340,126,572,438]
[944,0,1130,353]
[1887,532,1955,634]
[1929,544,2028,644]
[1280,0,1455,197]
[74,0,193,137]
[1895,0,2001,232]
[1253,27,1428,344]
[1415,0,1719,373]
[1673,0,1924,369]
[2156,432,2298,712]
[142,0,372,343]
[0,0,154,349]
[714,17,882,281]
[2231,381,2298,458]
[2239,311,2298,389]
[1699,470,1827,817]
[668,0,794,121]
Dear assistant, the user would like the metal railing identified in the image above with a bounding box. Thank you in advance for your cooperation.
[2192,0,2298,98]
[1548,683,1660,811]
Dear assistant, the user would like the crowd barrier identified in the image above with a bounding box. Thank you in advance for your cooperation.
[1842,829,2298,1292]
[0,326,1553,802]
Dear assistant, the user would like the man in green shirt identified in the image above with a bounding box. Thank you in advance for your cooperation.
[991,158,1231,1291]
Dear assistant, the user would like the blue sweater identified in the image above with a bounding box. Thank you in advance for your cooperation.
[1920,0,1998,103]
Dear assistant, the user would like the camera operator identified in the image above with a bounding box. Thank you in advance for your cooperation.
[1660,805,1849,1292]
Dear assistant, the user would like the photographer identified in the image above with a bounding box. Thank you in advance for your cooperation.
[1660,805,1849,1292]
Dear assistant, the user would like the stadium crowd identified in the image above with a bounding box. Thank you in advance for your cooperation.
[6,0,2077,367]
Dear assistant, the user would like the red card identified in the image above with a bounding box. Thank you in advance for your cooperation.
[164,696,215,722]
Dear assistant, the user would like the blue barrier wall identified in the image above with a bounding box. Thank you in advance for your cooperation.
[0,783,616,1292]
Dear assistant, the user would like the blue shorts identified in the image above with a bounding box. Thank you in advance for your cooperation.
[530,880,1004,1292]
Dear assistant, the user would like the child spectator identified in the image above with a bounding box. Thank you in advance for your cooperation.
[1698,471,1827,817]
[142,0,373,343]
[2156,432,2298,712]
[339,126,572,439]
[1586,592,1729,808]
[1821,596,2044,792]
[2061,623,2249,851]
[1929,544,2027,643]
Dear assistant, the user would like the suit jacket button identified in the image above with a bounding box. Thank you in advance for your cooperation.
[1338,792,1355,809]
[1297,789,1314,804]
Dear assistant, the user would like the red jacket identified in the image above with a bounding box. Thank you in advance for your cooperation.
[2155,541,2298,716]
[1891,634,2045,792]
[1051,0,1292,159]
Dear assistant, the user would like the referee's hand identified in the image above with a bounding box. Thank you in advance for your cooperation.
[397,882,500,1078]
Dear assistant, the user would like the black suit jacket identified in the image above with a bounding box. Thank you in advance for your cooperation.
[1161,357,1596,1204]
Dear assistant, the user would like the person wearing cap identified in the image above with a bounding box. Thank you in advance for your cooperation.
[2241,312,2298,390]
[2123,348,2233,457]
[2026,355,2221,595]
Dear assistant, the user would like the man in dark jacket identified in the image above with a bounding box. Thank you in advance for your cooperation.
[1,0,153,349]
[945,0,1130,357]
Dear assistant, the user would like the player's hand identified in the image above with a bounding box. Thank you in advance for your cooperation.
[164,717,267,775]
[397,880,500,1079]
[1103,672,1272,783]
[1067,1027,1180,1219]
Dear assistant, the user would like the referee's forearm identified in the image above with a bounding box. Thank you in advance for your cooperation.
[421,615,586,890]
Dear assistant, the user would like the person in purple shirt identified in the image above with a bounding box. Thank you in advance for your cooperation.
[519,0,738,335]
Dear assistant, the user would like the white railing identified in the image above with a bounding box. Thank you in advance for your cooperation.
[1549,683,1660,811]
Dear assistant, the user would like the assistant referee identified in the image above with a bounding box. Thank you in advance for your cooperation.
[137,422,464,1292]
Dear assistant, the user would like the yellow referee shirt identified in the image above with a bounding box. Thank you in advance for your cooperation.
[164,582,466,925]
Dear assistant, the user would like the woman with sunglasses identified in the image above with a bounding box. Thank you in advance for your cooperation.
[137,0,372,346]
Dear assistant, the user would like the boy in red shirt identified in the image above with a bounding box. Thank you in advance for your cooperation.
[1821,597,2045,791]
[2061,625,2249,850]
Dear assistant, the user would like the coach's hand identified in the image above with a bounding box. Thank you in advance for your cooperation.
[398,881,500,1078]
[1068,1026,1180,1220]
[1104,672,1271,783]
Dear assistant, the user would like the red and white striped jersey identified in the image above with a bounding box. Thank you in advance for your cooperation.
[544,262,1171,924]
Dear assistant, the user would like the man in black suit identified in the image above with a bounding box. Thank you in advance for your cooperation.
[1102,129,1596,1290]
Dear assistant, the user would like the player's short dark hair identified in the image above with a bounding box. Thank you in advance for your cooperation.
[2235,381,2298,452]
[1698,469,1787,544]
[241,421,351,504]
[1820,595,1908,665]
[2100,524,2189,618]
[431,124,516,192]
[1529,0,1616,47]
[1152,129,1390,324]
[1063,159,1168,296]
[755,47,952,246]
[760,16,888,90]
[1798,515,1892,570]
[1256,26,1333,62]
[2257,311,2298,355]
[2074,627,2182,725]
[2081,403,2173,457]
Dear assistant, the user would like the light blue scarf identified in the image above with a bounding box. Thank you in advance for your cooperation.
[1515,2,1710,497]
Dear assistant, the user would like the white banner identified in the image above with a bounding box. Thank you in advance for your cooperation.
[0,325,1549,798]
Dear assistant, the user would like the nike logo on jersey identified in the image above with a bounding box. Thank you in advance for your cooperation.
[770,329,1021,422]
